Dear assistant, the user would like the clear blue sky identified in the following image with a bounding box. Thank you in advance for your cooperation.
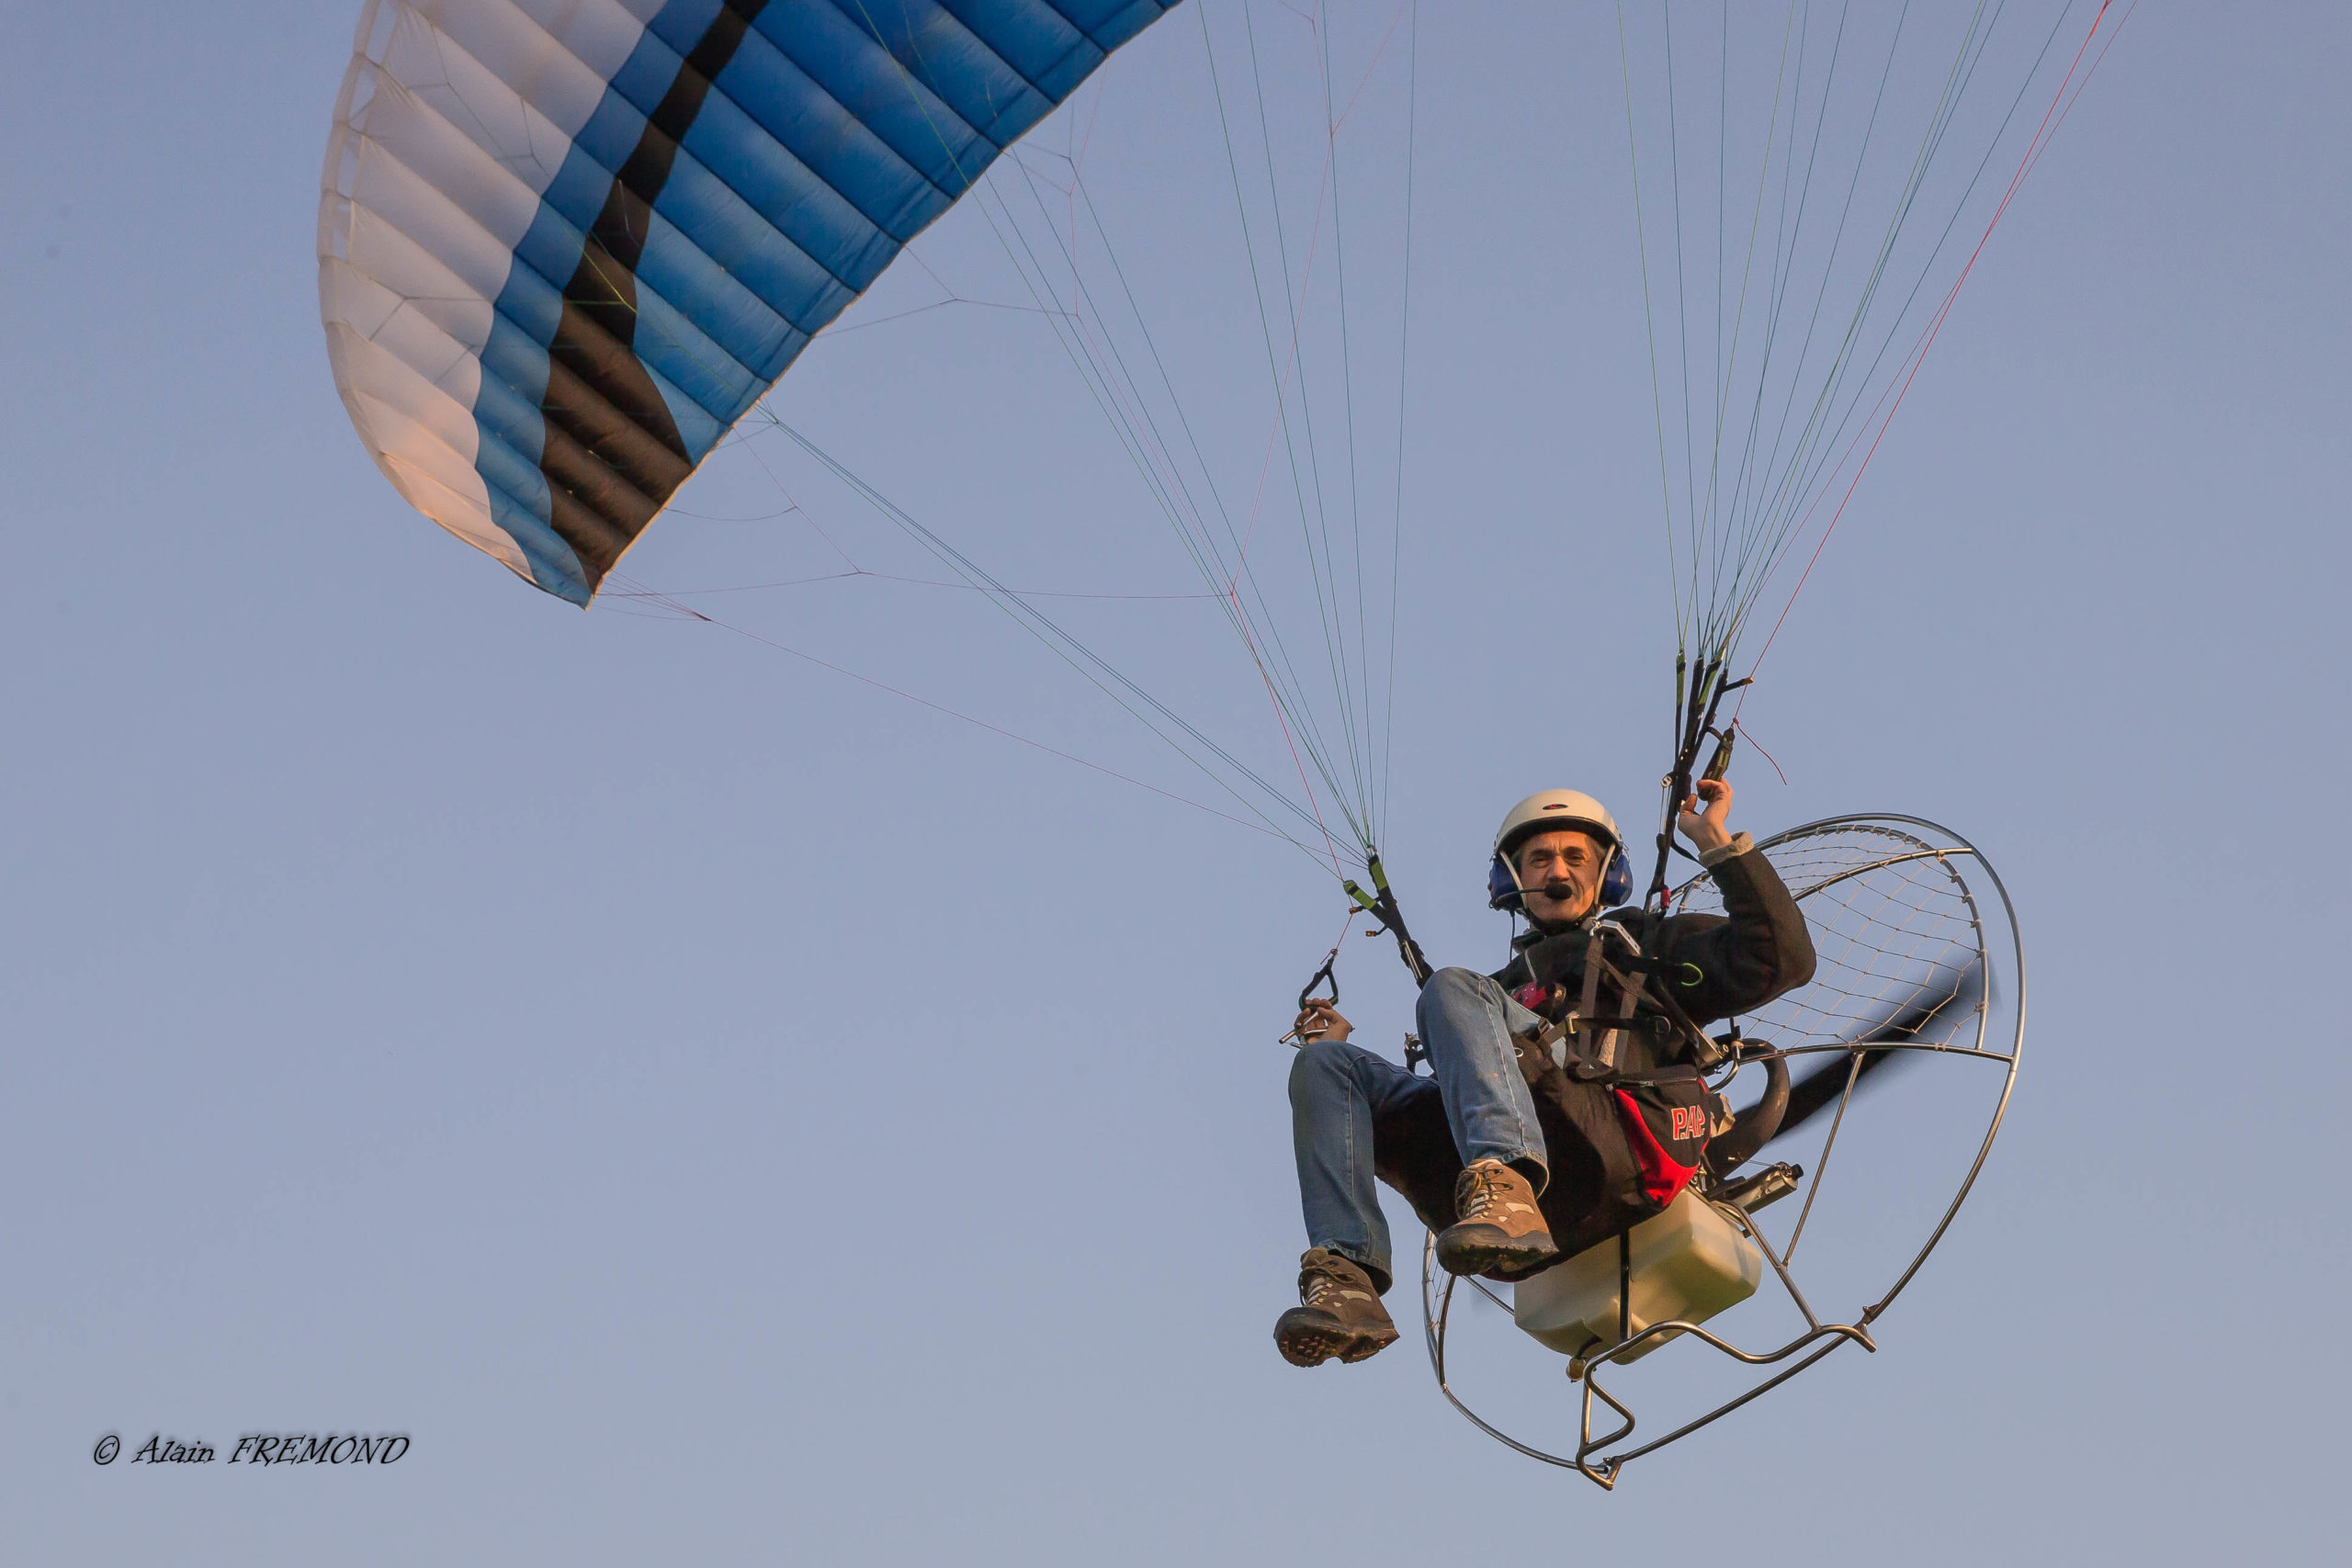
[3,4,2345,1562]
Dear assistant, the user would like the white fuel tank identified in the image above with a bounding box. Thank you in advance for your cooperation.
[1512,1188,1763,1363]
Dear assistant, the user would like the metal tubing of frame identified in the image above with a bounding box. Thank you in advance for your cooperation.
[1858,819,2025,1318]
[1782,1048,1866,1258]
[1764,1040,2016,1063]
[1713,1192,1827,1331]
[1597,1335,1855,1468]
[1421,1236,1619,1475]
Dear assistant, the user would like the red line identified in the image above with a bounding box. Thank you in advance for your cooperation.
[1205,18,1375,872]
[1334,0,1417,133]
[1736,720,1792,788]
[1740,0,2121,693]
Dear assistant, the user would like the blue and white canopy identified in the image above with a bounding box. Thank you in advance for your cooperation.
[320,0,1181,604]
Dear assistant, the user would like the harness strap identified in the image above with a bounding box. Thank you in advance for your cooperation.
[1581,950,1648,1073]
[1576,931,1607,1067]
[1604,946,1723,1066]
[1607,959,1646,1070]
[1562,924,1679,1077]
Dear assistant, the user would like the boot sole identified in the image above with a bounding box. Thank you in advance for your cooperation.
[1275,1310,1399,1368]
[1436,1224,1557,1278]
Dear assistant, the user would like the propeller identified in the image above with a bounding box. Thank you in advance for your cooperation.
[1762,964,1984,1145]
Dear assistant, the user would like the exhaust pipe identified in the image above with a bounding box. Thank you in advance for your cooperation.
[1704,1049,1789,1177]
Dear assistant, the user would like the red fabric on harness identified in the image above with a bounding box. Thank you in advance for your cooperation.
[1612,1088,1701,1208]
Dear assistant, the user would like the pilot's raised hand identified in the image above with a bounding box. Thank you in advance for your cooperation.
[1676,776,1735,856]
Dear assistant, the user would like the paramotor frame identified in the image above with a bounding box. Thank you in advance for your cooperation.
[1419,812,2024,1488]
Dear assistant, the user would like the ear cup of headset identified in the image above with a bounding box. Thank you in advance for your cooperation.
[1601,848,1634,907]
[1487,854,1523,911]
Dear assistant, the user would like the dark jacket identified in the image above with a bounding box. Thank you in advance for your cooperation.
[1373,836,1816,1262]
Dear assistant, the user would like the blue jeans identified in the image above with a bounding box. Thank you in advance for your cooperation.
[1286,967,1549,1291]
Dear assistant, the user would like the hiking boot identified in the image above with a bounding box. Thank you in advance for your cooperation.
[1273,1248,1398,1367]
[1435,1159,1557,1277]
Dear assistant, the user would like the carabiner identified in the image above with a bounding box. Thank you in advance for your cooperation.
[1297,948,1340,1013]
[1278,945,1343,1046]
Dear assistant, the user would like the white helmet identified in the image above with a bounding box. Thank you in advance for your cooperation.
[1487,790,1629,911]
[1492,790,1621,857]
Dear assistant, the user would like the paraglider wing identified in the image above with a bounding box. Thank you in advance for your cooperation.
[319,0,1182,604]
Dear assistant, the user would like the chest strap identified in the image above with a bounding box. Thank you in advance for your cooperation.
[1564,931,1651,1076]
